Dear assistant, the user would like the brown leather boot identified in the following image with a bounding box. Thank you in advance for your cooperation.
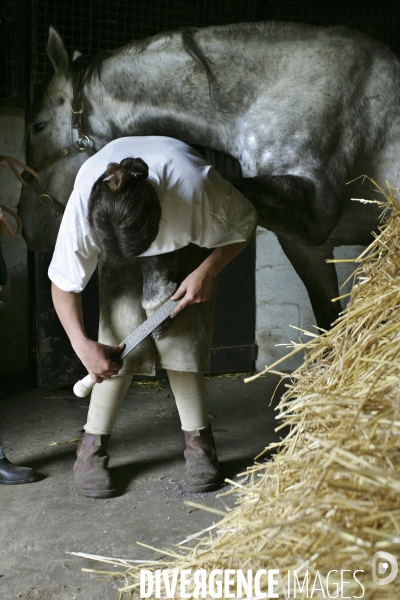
[73,432,115,498]
[183,425,221,492]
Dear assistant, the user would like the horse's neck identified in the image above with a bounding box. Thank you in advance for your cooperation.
[85,33,238,150]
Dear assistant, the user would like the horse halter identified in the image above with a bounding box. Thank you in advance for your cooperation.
[21,95,96,215]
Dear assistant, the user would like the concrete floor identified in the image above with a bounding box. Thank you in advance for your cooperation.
[0,373,286,600]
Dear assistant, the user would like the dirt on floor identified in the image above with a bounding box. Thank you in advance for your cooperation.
[0,374,286,600]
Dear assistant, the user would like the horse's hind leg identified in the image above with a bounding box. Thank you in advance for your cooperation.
[229,175,343,247]
[228,175,344,329]
[276,236,341,331]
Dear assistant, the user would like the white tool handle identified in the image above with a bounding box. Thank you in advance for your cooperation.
[73,374,95,398]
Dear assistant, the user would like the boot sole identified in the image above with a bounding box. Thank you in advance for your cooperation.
[184,479,221,493]
[0,477,38,485]
[76,487,116,499]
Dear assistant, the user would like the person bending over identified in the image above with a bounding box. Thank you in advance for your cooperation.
[49,136,257,498]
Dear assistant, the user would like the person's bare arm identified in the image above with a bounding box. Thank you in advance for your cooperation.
[171,224,256,316]
[51,282,124,382]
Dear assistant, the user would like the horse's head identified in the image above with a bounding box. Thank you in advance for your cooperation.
[19,28,91,251]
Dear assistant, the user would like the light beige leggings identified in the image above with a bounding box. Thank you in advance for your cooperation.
[84,370,208,435]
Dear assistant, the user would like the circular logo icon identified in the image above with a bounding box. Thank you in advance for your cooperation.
[372,552,398,586]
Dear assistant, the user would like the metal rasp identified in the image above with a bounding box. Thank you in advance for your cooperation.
[73,298,179,397]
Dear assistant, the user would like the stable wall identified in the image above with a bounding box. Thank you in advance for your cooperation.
[0,108,30,377]
[255,228,365,371]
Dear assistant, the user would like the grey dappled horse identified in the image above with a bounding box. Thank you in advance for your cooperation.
[19,22,400,329]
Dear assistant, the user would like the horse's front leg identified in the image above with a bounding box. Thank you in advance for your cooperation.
[139,252,179,316]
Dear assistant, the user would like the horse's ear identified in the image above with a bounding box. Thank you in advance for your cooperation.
[47,26,69,73]
[72,50,83,61]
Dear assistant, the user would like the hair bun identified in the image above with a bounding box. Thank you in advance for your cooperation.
[103,157,149,192]
[121,157,148,180]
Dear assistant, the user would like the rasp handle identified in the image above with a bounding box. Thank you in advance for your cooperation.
[73,298,180,397]
[73,374,95,398]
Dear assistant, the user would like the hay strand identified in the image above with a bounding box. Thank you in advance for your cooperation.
[75,185,400,598]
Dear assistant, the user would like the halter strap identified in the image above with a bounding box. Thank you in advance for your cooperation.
[22,83,97,220]
[20,136,95,214]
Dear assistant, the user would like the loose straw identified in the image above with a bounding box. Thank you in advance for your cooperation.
[74,181,400,599]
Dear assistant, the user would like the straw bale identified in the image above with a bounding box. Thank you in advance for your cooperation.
[74,181,400,598]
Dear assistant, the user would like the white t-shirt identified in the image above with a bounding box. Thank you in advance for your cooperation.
[49,136,257,293]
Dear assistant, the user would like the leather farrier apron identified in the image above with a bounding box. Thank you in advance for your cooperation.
[97,244,218,375]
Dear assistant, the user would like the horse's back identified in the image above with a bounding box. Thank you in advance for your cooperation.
[193,22,400,195]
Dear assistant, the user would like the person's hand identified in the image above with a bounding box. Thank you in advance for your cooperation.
[74,339,125,383]
[171,263,216,317]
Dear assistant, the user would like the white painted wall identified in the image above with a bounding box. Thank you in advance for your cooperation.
[0,108,30,376]
[255,227,365,371]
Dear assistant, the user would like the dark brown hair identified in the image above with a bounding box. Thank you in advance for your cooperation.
[88,157,161,263]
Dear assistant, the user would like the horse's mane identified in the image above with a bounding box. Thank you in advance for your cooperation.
[29,20,359,126]
[69,50,114,103]
[27,26,220,141]
[68,27,216,106]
